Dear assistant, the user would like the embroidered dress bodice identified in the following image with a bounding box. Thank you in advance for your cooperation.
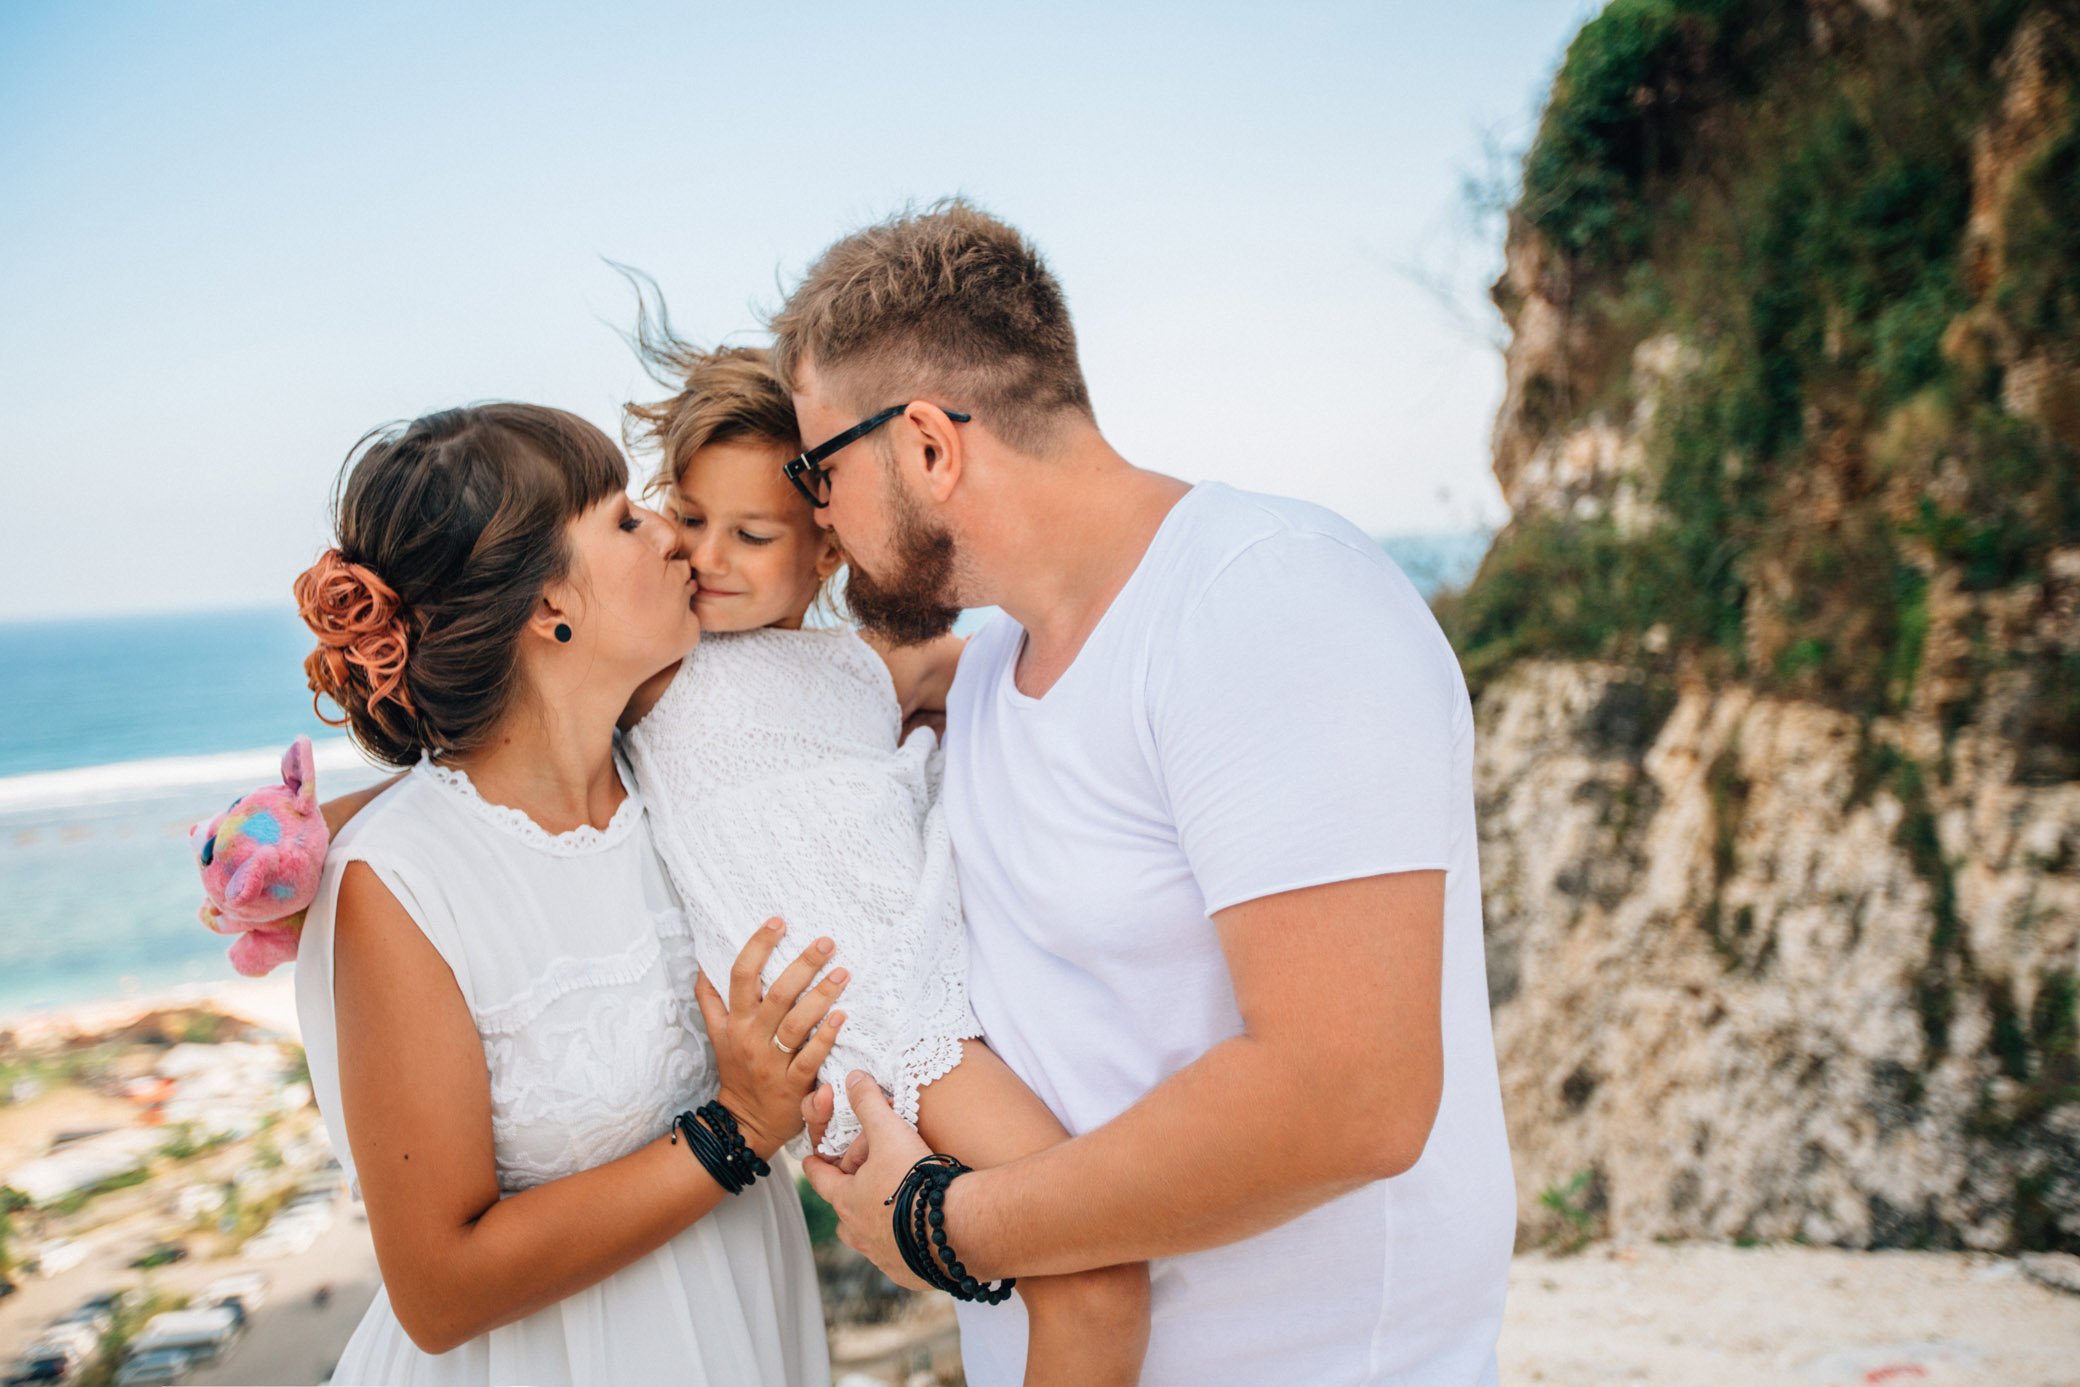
[624,625,981,1155]
[294,755,826,1386]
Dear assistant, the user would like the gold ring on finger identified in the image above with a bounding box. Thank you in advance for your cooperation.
[772,1034,798,1056]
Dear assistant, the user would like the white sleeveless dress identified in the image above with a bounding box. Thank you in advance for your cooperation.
[623,626,982,1157]
[294,755,828,1387]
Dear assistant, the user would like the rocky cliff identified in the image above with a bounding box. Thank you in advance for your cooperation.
[1456,0,2079,1251]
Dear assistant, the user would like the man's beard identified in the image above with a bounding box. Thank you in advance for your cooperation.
[842,480,963,647]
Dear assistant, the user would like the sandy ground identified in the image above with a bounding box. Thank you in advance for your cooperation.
[1499,1244,2080,1387]
[10,1179,2077,1386]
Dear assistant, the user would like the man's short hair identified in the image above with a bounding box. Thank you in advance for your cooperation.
[769,199,1094,454]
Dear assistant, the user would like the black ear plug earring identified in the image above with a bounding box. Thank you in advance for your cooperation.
[555,623,573,643]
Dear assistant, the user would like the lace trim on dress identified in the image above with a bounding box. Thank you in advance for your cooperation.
[817,1023,980,1157]
[413,754,642,856]
[472,907,691,1036]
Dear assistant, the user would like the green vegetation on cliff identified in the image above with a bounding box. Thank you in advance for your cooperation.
[1444,0,2079,738]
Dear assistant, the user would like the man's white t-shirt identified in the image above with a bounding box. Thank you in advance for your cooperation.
[942,483,1514,1386]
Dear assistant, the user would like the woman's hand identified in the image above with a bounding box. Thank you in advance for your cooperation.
[692,918,850,1159]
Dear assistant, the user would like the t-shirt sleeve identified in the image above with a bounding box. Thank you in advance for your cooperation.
[1149,533,1463,916]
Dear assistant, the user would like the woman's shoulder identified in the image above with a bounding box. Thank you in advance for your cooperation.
[326,766,442,864]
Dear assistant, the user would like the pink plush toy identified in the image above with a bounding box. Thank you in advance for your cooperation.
[192,736,329,976]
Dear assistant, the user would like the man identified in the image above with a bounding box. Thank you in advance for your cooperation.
[779,200,1514,1385]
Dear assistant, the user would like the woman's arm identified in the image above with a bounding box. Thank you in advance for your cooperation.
[335,866,847,1353]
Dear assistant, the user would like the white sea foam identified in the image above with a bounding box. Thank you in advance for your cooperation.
[0,737,384,815]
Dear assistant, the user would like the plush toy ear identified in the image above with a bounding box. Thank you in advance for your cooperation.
[282,736,317,809]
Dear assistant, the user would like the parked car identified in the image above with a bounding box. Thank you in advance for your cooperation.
[7,1330,90,1384]
[31,1239,88,1277]
[30,1324,97,1360]
[51,1303,113,1338]
[3,1356,69,1386]
[196,1273,268,1313]
[127,1306,239,1364]
[113,1347,198,1387]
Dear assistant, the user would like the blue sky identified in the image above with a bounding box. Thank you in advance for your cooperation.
[0,0,1598,620]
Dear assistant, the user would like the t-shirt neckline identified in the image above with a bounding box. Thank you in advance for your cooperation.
[1001,482,1209,710]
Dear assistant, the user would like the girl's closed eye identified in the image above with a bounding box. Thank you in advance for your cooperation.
[738,530,775,546]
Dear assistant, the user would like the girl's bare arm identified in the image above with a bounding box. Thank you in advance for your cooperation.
[914,1042,1150,1387]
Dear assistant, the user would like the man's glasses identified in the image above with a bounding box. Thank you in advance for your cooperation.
[783,403,973,508]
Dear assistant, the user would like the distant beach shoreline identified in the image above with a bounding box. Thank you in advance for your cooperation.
[0,974,303,1044]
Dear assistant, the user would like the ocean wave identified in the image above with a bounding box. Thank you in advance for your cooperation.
[0,738,383,814]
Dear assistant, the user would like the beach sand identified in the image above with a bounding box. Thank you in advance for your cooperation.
[1500,1243,2080,1386]
[0,974,302,1046]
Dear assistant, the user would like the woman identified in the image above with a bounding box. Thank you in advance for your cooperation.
[292,402,841,1385]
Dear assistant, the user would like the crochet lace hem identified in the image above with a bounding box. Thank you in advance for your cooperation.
[813,1025,982,1159]
[415,755,642,856]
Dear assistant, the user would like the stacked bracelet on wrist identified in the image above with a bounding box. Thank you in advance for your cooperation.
[885,1154,1015,1305]
[668,1100,770,1195]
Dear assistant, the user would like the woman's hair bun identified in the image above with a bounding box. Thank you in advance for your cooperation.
[296,548,416,725]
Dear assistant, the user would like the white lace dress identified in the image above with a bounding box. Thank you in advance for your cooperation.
[294,755,827,1387]
[624,625,982,1157]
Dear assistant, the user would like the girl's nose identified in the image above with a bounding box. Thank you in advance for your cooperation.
[690,531,726,574]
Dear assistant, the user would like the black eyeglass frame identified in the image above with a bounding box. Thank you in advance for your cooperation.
[783,403,972,508]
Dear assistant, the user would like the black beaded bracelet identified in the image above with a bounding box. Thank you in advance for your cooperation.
[668,1100,771,1195]
[884,1154,1015,1305]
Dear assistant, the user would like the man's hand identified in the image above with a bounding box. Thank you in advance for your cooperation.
[799,1084,874,1172]
[799,1071,934,1290]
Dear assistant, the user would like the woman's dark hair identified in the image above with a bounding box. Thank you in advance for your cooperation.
[296,403,628,768]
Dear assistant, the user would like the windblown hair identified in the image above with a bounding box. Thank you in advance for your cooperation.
[767,199,1094,455]
[618,268,801,500]
[295,403,628,768]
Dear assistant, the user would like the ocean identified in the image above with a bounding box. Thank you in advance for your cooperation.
[0,609,391,1019]
[0,531,1490,1021]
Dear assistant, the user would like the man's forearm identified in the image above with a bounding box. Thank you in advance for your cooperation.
[942,1033,1394,1280]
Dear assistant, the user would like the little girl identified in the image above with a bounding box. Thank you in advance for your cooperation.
[614,328,1149,1385]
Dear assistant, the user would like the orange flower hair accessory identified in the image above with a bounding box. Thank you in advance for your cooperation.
[295,549,417,722]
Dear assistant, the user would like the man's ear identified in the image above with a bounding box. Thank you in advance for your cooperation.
[905,402,965,504]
